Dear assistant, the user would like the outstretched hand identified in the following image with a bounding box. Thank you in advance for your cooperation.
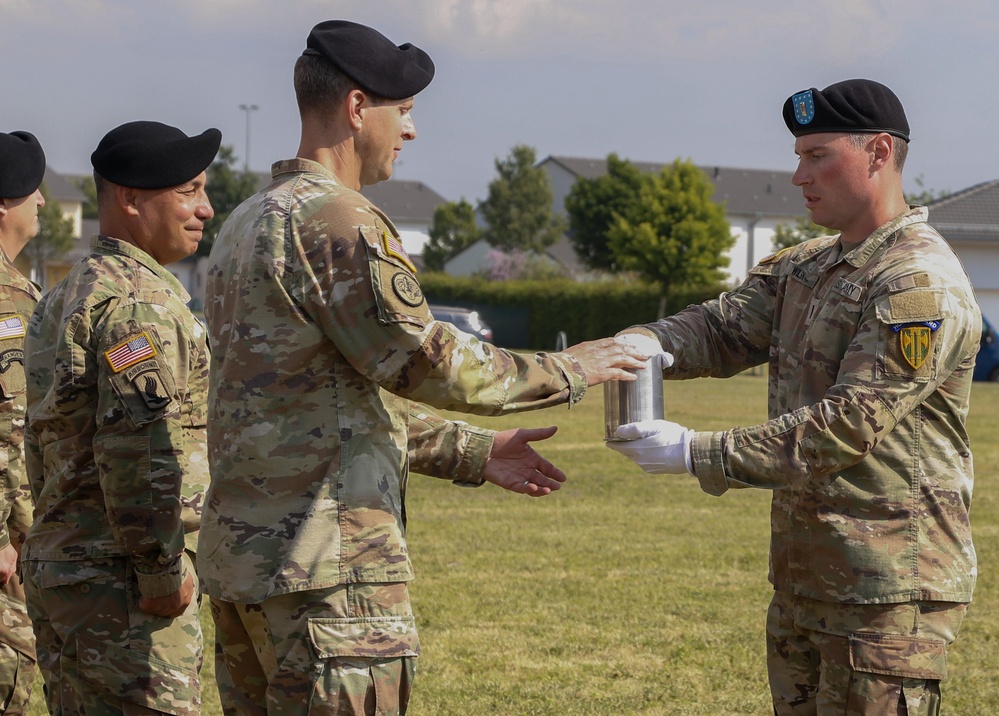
[484,426,567,497]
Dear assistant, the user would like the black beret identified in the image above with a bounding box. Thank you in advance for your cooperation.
[0,130,46,199]
[303,20,434,100]
[91,121,222,190]
[783,79,909,142]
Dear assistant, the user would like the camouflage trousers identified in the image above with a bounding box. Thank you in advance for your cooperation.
[0,575,36,715]
[767,591,967,716]
[210,582,419,715]
[21,551,203,715]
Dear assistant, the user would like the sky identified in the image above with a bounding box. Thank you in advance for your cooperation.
[4,0,999,205]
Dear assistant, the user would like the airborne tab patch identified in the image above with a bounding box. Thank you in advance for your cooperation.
[104,332,157,373]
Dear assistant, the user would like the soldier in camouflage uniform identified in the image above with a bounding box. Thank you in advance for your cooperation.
[21,121,221,715]
[202,20,651,716]
[0,129,47,714]
[608,80,980,715]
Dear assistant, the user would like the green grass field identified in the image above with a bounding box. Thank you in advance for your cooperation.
[28,374,999,714]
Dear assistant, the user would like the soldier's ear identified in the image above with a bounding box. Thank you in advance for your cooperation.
[0,199,8,219]
[118,185,141,217]
[870,133,893,171]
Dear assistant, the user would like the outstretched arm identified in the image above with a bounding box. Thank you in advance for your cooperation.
[483,426,566,497]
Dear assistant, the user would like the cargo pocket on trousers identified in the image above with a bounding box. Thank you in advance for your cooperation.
[308,616,420,714]
[849,633,948,679]
[76,634,200,716]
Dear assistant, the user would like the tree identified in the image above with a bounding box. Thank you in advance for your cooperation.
[772,215,827,250]
[423,199,480,271]
[905,173,948,205]
[23,182,76,284]
[200,145,260,257]
[564,153,647,271]
[73,175,99,220]
[607,158,732,311]
[478,145,566,253]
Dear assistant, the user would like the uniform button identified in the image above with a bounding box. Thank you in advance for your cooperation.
[80,584,91,594]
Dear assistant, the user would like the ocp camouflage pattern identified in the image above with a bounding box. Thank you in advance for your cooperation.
[638,207,980,605]
[23,236,209,590]
[200,158,586,603]
[0,251,39,711]
[21,235,209,713]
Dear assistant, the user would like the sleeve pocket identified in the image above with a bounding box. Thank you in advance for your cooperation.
[849,632,948,680]
[308,615,420,659]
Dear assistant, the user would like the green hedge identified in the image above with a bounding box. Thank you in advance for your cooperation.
[418,274,724,349]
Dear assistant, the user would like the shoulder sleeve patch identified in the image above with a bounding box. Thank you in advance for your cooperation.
[758,246,795,265]
[0,314,27,340]
[382,231,417,273]
[104,331,157,373]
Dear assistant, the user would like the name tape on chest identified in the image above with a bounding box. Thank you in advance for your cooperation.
[104,332,157,373]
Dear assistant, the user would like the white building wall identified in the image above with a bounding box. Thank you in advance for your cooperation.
[951,243,999,322]
[444,240,491,277]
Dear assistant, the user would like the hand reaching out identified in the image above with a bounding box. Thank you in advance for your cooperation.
[484,426,567,497]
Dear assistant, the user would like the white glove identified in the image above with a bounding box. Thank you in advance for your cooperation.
[616,333,675,369]
[606,419,694,474]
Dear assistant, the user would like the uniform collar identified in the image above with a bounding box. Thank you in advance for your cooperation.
[271,158,344,187]
[842,205,928,268]
[91,234,190,302]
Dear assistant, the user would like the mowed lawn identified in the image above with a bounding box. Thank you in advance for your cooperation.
[29,375,999,715]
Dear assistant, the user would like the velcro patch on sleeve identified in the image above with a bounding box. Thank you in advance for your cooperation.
[0,314,26,340]
[104,332,157,373]
[382,231,416,273]
[888,291,940,322]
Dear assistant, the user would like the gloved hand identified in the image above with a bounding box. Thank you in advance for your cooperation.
[606,419,694,475]
[616,332,675,369]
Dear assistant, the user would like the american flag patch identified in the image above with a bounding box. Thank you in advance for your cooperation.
[0,315,25,340]
[382,231,416,273]
[104,332,157,373]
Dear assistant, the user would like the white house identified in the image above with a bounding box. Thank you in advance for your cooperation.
[925,181,999,323]
[538,156,808,285]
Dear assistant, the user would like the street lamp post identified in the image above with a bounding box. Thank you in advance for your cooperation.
[238,103,259,171]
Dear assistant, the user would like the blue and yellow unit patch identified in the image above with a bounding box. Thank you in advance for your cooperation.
[792,89,815,125]
[892,321,940,370]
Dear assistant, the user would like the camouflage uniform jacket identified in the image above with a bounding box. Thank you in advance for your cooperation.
[22,236,209,599]
[640,207,980,605]
[201,158,587,602]
[0,252,39,554]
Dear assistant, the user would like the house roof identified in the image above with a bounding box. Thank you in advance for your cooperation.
[541,155,806,218]
[925,180,999,243]
[254,170,446,224]
[43,167,85,203]
[359,181,446,224]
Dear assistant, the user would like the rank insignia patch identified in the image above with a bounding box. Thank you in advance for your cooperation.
[0,315,26,340]
[382,231,416,273]
[104,332,156,373]
[892,322,939,370]
[792,90,815,125]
